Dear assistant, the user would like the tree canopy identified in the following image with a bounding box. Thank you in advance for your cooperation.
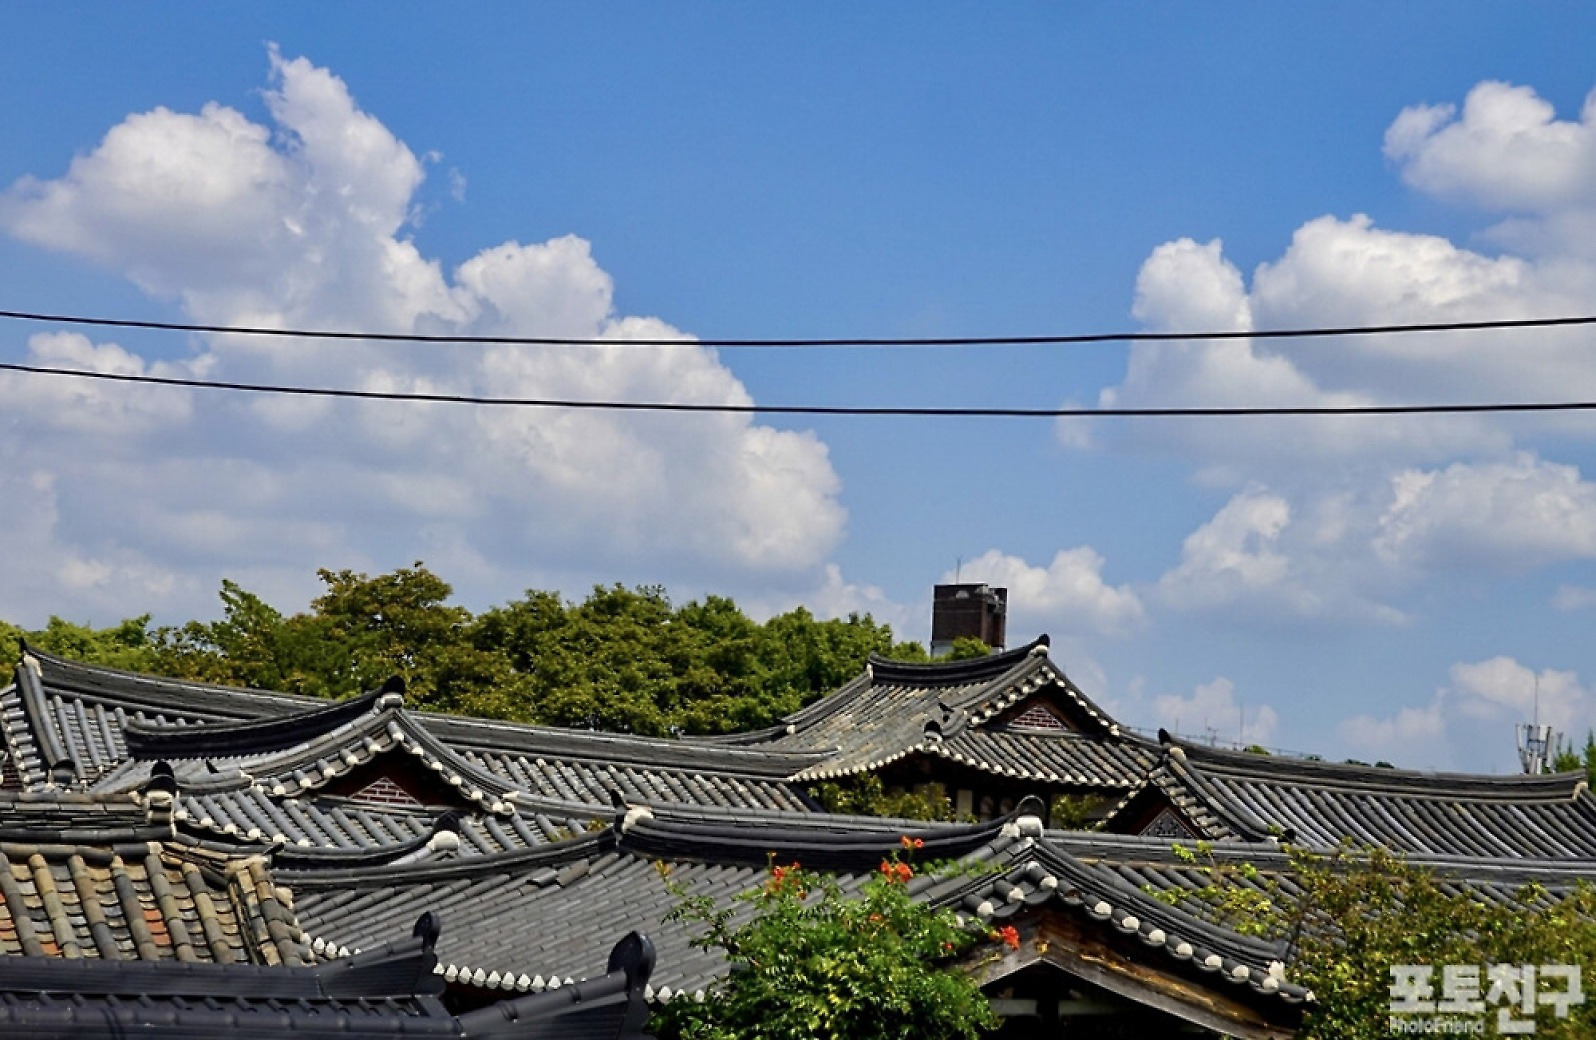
[655,848,1002,1040]
[1,564,931,736]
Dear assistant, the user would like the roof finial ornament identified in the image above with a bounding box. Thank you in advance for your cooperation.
[426,810,463,854]
[412,911,442,953]
[144,760,178,827]
[376,675,406,711]
[48,758,76,789]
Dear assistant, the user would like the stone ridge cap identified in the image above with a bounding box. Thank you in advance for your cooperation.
[269,823,441,870]
[280,827,617,888]
[1167,737,1589,798]
[421,712,831,774]
[616,801,1032,870]
[19,644,323,716]
[1160,750,1278,841]
[0,828,166,852]
[951,726,1158,748]
[124,687,392,758]
[0,932,433,998]
[865,636,1050,686]
[1044,830,1293,864]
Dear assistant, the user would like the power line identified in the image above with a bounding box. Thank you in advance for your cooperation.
[2,307,1595,348]
[7,361,1596,418]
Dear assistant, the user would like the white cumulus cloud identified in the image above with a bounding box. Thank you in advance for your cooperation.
[1084,77,1596,629]
[1374,456,1596,572]
[0,49,846,623]
[1385,81,1596,214]
[943,547,1144,638]
[1152,676,1279,746]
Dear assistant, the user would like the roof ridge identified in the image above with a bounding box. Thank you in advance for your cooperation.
[865,636,1050,686]
[1166,735,1589,798]
[124,684,399,759]
[19,644,319,712]
[281,826,617,887]
[616,800,1044,871]
[427,713,832,775]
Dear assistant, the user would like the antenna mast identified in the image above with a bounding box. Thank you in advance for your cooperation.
[1516,674,1556,775]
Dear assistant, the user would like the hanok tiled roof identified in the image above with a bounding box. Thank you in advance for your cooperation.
[696,637,1154,788]
[0,904,656,1039]
[428,714,823,812]
[0,790,310,965]
[1102,736,1596,858]
[284,801,1312,1036]
[4,649,816,822]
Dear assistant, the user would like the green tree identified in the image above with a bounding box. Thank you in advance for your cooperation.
[6,566,929,739]
[655,850,1001,1040]
[944,637,992,661]
[808,775,959,821]
[1551,731,1596,785]
[1153,842,1596,1039]
[0,615,164,676]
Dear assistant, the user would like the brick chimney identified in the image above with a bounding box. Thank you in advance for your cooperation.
[931,584,1007,657]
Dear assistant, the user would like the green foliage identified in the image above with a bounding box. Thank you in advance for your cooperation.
[808,775,959,821]
[1153,842,1596,1039]
[2,565,923,740]
[943,637,992,661]
[469,588,912,735]
[0,615,163,676]
[1046,793,1102,830]
[654,851,1000,1040]
[1551,731,1596,785]
[151,566,478,704]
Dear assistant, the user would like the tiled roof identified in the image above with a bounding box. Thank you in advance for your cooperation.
[6,649,816,819]
[1102,737,1596,858]
[700,637,1150,789]
[0,904,656,1039]
[285,802,1314,1019]
[430,714,821,812]
[0,791,310,965]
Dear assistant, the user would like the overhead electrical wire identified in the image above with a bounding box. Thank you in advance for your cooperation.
[2,307,1595,348]
[6,361,1596,418]
[4,305,1596,418]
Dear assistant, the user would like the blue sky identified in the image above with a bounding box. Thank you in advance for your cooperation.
[4,5,1596,770]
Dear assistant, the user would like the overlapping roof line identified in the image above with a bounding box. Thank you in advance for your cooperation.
[280,824,619,887]
[0,794,311,966]
[114,695,526,819]
[0,909,656,1039]
[123,681,401,759]
[425,711,832,776]
[1161,732,1591,797]
[955,839,1310,1005]
[1099,738,1596,857]
[617,797,1037,872]
[18,643,314,718]
[11,645,835,786]
[280,799,1315,1008]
